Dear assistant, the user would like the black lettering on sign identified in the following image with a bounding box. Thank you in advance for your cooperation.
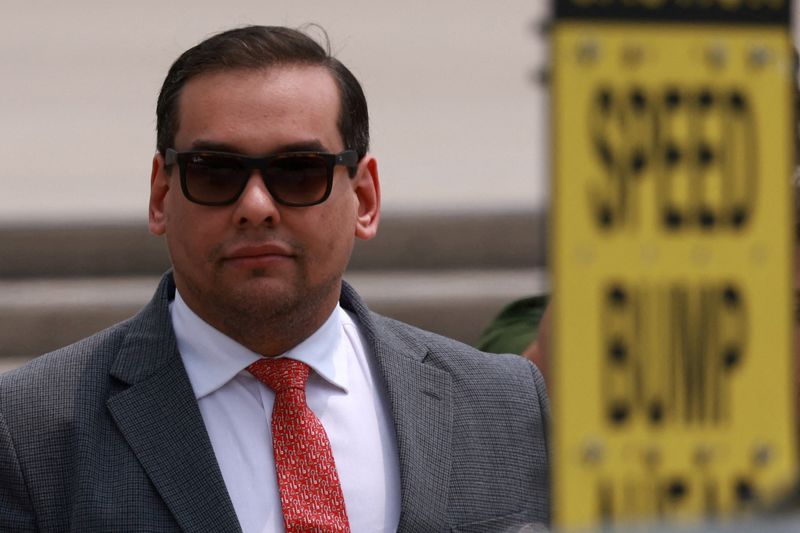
[589,85,656,230]
[588,86,757,233]
[601,280,746,428]
[596,474,755,520]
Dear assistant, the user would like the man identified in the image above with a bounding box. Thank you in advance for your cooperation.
[0,26,549,532]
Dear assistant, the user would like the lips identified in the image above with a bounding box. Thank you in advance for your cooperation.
[222,242,295,267]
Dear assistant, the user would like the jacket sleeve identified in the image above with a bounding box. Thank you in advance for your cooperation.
[0,408,37,532]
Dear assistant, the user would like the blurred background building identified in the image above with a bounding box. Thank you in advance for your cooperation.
[0,0,552,369]
[0,0,552,222]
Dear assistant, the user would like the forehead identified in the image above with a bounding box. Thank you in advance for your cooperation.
[174,65,343,153]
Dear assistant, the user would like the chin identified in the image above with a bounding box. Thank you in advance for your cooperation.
[236,274,297,297]
[222,281,298,314]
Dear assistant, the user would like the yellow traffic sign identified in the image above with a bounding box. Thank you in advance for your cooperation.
[551,1,796,529]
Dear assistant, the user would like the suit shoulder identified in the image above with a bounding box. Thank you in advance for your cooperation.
[369,311,479,353]
[369,311,542,383]
[0,319,132,403]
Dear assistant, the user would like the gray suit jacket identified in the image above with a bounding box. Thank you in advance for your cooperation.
[0,273,549,532]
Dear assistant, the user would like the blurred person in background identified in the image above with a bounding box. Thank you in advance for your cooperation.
[477,295,550,384]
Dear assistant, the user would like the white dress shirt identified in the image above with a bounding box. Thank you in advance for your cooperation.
[170,290,401,533]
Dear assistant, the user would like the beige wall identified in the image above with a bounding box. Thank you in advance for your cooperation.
[0,1,550,223]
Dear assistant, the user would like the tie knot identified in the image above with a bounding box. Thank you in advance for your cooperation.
[247,357,310,393]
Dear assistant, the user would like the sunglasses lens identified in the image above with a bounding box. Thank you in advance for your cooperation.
[267,154,331,206]
[184,154,248,204]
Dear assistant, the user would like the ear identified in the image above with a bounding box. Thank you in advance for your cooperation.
[148,153,171,236]
[353,154,380,241]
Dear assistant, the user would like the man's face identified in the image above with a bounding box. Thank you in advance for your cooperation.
[148,65,380,353]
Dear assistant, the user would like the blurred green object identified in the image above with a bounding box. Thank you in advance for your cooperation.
[476,295,550,355]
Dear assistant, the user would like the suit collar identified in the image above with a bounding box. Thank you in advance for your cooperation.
[107,272,241,533]
[109,272,178,385]
[106,275,453,532]
[341,281,453,531]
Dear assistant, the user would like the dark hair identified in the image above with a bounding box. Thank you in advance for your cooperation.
[156,25,369,161]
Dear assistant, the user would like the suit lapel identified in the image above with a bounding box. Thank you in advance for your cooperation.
[341,282,453,531]
[109,276,452,531]
[107,274,241,533]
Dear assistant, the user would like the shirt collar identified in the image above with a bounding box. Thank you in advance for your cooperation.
[171,289,350,399]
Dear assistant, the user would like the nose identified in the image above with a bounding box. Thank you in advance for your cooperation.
[231,170,281,227]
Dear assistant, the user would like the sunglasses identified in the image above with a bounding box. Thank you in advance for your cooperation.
[164,148,359,207]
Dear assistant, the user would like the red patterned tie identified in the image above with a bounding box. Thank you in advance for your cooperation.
[247,357,350,533]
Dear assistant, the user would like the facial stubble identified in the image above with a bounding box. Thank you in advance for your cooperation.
[181,244,344,357]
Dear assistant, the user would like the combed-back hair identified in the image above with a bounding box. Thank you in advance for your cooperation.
[156,25,369,160]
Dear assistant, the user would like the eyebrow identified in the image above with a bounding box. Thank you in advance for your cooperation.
[188,139,328,154]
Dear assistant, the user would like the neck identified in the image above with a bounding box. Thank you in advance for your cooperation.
[174,275,342,357]
[220,298,337,357]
